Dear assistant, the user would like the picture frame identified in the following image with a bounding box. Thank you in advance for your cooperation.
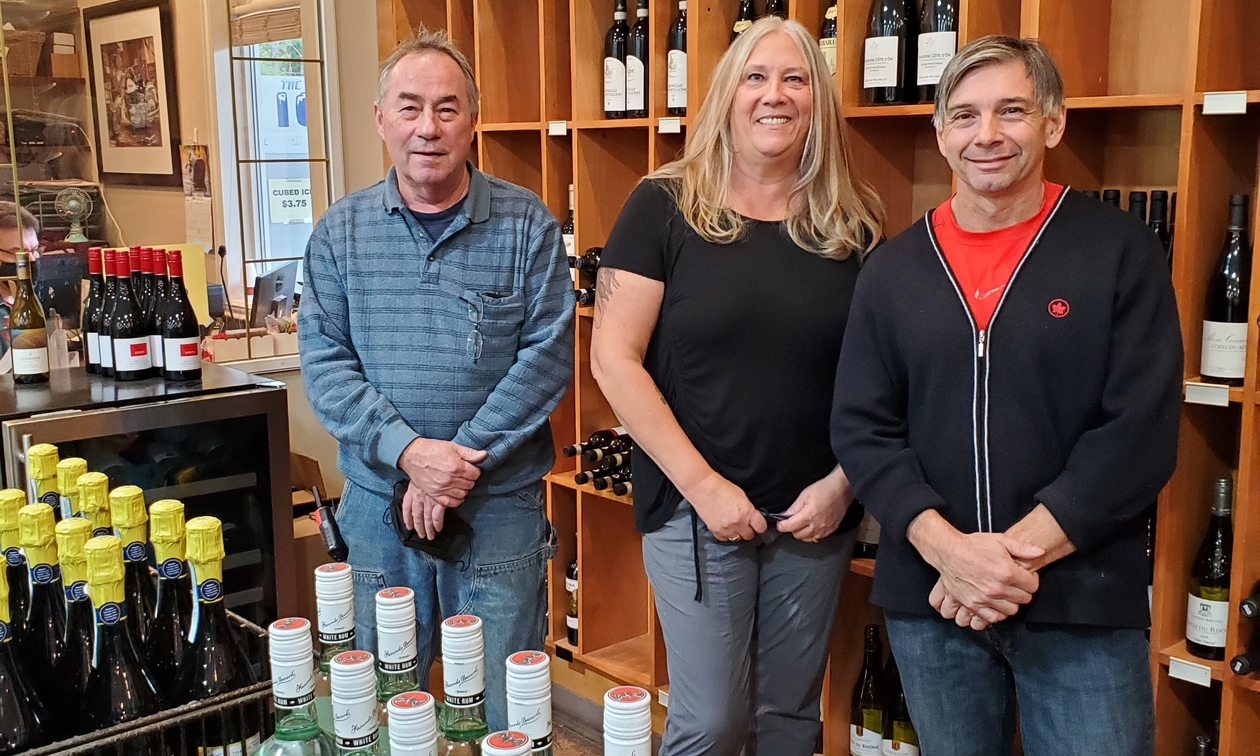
[82,0,182,187]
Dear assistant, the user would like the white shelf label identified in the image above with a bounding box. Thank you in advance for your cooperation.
[1203,91,1248,115]
[657,688,669,708]
[1168,656,1213,688]
[658,117,682,134]
[1184,380,1231,407]
[548,120,568,136]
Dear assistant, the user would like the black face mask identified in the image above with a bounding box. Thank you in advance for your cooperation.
[0,262,15,278]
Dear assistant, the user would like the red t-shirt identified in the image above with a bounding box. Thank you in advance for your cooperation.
[932,182,1064,330]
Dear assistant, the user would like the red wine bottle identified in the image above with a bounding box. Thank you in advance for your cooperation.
[83,248,106,374]
[667,2,687,116]
[1150,190,1172,262]
[110,249,155,381]
[128,246,143,301]
[98,249,119,378]
[162,250,203,381]
[626,0,649,118]
[563,427,629,458]
[604,0,630,119]
[1201,195,1251,385]
[138,248,156,319]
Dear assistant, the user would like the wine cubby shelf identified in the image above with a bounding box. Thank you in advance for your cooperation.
[378,1,1260,753]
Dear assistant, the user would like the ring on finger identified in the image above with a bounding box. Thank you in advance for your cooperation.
[728,536,740,542]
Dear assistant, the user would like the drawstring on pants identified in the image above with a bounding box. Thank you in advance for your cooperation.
[691,509,703,602]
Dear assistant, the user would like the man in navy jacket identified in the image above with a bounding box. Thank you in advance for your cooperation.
[832,36,1181,756]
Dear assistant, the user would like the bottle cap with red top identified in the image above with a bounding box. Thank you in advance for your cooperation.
[168,249,183,277]
[103,248,116,274]
[139,248,153,273]
[87,247,102,274]
[116,248,131,278]
[130,248,143,273]
[153,249,168,275]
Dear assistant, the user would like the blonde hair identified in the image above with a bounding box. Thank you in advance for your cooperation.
[650,17,883,259]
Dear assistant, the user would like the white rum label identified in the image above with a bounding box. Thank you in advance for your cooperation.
[863,36,899,89]
[1201,320,1247,379]
[917,31,958,85]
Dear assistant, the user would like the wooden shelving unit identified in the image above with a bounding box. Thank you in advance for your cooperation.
[377,1,1260,753]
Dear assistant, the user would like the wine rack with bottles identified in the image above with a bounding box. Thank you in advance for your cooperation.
[377,0,1260,753]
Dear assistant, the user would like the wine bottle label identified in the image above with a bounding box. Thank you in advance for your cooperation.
[158,558,186,580]
[507,700,553,745]
[30,563,60,584]
[626,56,646,112]
[87,331,101,366]
[857,512,881,545]
[96,601,125,626]
[272,657,317,707]
[100,334,114,369]
[882,740,920,755]
[1201,321,1247,379]
[150,334,165,368]
[121,538,147,563]
[1186,594,1229,647]
[563,233,576,258]
[11,344,49,376]
[604,57,627,112]
[333,695,379,749]
[820,38,838,74]
[443,657,485,706]
[64,580,88,602]
[197,577,224,603]
[93,527,112,538]
[826,5,838,19]
[851,724,883,755]
[114,336,153,372]
[732,20,752,34]
[378,624,419,672]
[917,31,958,86]
[317,598,356,643]
[165,336,202,371]
[667,50,687,109]
[863,36,900,88]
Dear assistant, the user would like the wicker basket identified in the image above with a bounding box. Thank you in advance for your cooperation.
[3,29,47,78]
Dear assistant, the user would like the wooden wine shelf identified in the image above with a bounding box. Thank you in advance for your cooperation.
[571,117,657,129]
[1159,639,1228,682]
[844,103,936,118]
[478,121,546,131]
[582,633,655,688]
[1235,674,1260,694]
[576,305,594,318]
[1063,93,1185,109]
[1194,91,1260,107]
[545,471,633,506]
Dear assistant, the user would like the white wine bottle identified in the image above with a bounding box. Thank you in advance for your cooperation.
[1201,195,1251,385]
[1186,476,1233,660]
[850,625,886,755]
[8,251,49,384]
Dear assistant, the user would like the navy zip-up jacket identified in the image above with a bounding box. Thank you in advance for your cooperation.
[831,189,1183,628]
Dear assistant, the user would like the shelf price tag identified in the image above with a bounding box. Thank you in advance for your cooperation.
[1168,656,1213,688]
[547,120,568,136]
[1202,91,1248,115]
[658,117,682,134]
[1184,380,1231,407]
[657,688,670,708]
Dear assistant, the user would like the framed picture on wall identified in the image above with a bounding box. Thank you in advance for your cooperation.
[83,0,182,187]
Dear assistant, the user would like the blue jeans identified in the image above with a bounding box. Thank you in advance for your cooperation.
[336,480,556,731]
[884,612,1153,756]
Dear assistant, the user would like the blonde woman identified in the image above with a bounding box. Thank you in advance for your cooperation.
[590,16,883,756]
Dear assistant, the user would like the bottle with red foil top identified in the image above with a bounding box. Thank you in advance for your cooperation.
[138,248,156,320]
[389,691,439,756]
[162,249,202,381]
[481,731,531,756]
[128,246,143,295]
[331,649,381,755]
[603,687,652,756]
[82,248,106,374]
[438,614,488,749]
[98,249,119,377]
[110,248,154,380]
[146,249,170,370]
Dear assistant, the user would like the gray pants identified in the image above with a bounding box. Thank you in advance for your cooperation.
[642,502,857,756]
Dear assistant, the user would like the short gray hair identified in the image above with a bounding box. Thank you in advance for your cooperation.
[0,201,40,235]
[377,27,480,121]
[933,36,1064,129]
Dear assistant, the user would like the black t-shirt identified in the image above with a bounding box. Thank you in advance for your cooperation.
[602,180,865,534]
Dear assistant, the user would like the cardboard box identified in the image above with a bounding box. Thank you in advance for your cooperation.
[50,53,79,79]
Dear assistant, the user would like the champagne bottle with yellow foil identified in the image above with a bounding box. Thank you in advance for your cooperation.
[0,562,48,753]
[56,458,87,521]
[0,492,29,649]
[9,251,49,384]
[24,444,59,513]
[78,472,113,538]
[110,486,156,646]
[16,504,65,707]
[52,517,93,704]
[144,500,192,701]
[175,516,262,754]
[79,535,164,751]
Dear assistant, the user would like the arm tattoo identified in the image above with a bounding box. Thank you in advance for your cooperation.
[594,267,621,329]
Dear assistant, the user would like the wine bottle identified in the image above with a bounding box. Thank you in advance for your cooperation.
[864,0,914,105]
[1194,735,1213,756]
[667,2,687,116]
[51,517,93,706]
[143,251,165,374]
[375,587,421,713]
[79,535,165,743]
[83,248,106,375]
[575,288,597,306]
[482,731,531,755]
[591,469,630,492]
[569,561,577,642]
[1146,508,1157,612]
[1169,192,1179,263]
[144,499,192,701]
[331,650,381,755]
[505,651,553,755]
[138,248,156,321]
[1129,191,1148,223]
[1186,476,1233,660]
[0,492,29,651]
[881,653,919,756]
[917,0,958,102]
[77,472,113,538]
[256,617,336,756]
[561,185,576,263]
[611,475,634,497]
[627,0,649,119]
[99,249,119,378]
[855,510,880,559]
[766,0,787,19]
[16,504,65,708]
[1241,589,1260,619]
[110,485,156,647]
[314,562,357,698]
[600,451,631,470]
[573,247,602,272]
[604,0,630,120]
[174,516,262,754]
[583,436,632,463]
[563,427,630,458]
[1200,194,1251,385]
[731,0,756,43]
[850,624,886,756]
[820,2,838,74]
[388,691,439,756]
[1230,634,1260,676]
[1102,189,1121,208]
[129,246,143,296]
[25,443,60,512]
[56,457,87,521]
[0,563,48,753]
[111,249,154,381]
[8,251,49,384]
[162,250,203,382]
[439,615,489,747]
[603,687,652,755]
[1083,190,1101,200]
[1150,190,1172,262]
